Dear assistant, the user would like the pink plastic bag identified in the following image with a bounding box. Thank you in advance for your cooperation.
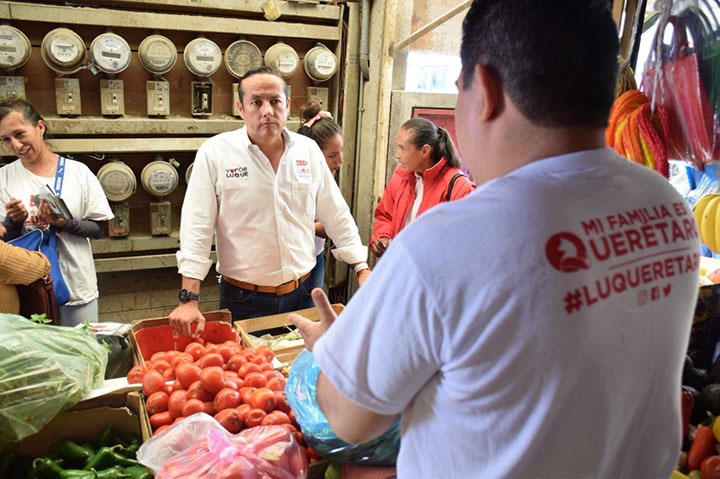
[156,425,308,479]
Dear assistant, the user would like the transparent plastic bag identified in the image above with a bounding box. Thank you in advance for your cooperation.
[139,413,308,479]
[0,314,108,442]
[286,349,401,465]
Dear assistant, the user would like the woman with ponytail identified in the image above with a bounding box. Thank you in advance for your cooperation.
[370,117,475,259]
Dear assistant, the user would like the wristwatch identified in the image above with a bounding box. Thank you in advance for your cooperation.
[178,289,200,303]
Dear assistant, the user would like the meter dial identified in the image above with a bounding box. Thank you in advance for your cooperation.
[264,42,299,79]
[224,40,262,79]
[183,38,222,77]
[141,160,179,198]
[304,44,338,82]
[0,26,31,70]
[97,161,137,202]
[41,28,87,74]
[90,32,131,75]
[138,34,177,75]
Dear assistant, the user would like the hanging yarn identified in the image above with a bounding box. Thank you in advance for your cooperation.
[606,88,670,177]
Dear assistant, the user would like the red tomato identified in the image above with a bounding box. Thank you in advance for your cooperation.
[244,372,267,388]
[261,410,291,426]
[266,377,285,392]
[259,362,274,372]
[250,353,269,366]
[171,379,184,392]
[262,370,285,381]
[146,390,170,415]
[702,456,720,479]
[202,401,215,415]
[198,353,225,369]
[238,362,262,379]
[149,410,174,429]
[239,387,257,405]
[249,387,277,413]
[215,408,243,433]
[142,369,166,397]
[214,387,242,411]
[170,352,195,368]
[218,345,239,363]
[184,342,205,361]
[153,424,171,436]
[226,354,248,372]
[168,389,188,418]
[273,390,290,413]
[162,368,176,381]
[126,365,147,384]
[150,351,168,362]
[200,366,229,394]
[244,408,267,428]
[235,403,251,418]
[175,362,202,389]
[204,344,221,355]
[255,345,275,362]
[181,398,205,417]
[187,380,213,402]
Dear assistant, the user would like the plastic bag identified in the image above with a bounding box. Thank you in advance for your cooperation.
[286,349,401,465]
[0,314,108,442]
[139,413,308,479]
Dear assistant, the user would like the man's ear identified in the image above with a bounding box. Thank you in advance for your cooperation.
[475,63,503,121]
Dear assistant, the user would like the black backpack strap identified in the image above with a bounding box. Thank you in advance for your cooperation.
[445,172,466,202]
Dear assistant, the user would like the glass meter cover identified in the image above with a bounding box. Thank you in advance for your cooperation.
[41,28,87,74]
[90,32,131,75]
[97,161,137,202]
[183,38,222,77]
[138,34,177,75]
[0,26,31,70]
[141,160,179,198]
[264,42,299,79]
[304,45,338,82]
[224,40,262,79]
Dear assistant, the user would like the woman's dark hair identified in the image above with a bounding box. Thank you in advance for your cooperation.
[400,117,462,168]
[0,98,46,138]
[297,101,341,150]
[460,0,618,128]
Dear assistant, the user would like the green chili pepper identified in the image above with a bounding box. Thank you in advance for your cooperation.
[122,465,153,479]
[32,457,65,479]
[57,470,97,479]
[97,425,114,449]
[84,446,139,471]
[56,440,93,463]
[92,466,131,479]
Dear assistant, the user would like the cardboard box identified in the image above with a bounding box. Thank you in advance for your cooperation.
[129,309,237,365]
[235,304,344,364]
[0,391,149,456]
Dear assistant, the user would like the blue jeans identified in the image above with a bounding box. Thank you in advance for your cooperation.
[306,253,325,291]
[219,276,315,321]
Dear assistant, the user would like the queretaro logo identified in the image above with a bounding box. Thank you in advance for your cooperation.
[545,232,590,272]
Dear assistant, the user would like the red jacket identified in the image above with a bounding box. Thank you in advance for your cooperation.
[371,158,475,245]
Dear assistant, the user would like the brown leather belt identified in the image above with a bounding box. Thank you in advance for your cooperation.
[224,272,311,296]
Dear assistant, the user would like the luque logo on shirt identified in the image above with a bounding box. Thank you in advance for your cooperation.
[226,167,248,178]
[544,202,699,313]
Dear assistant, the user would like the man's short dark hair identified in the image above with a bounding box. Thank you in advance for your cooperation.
[238,66,288,103]
[460,0,619,128]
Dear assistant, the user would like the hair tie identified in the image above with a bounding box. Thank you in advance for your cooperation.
[303,110,333,128]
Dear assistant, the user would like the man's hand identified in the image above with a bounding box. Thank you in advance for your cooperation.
[289,288,338,351]
[38,201,67,228]
[357,268,371,285]
[5,197,27,223]
[169,302,206,338]
[370,237,391,258]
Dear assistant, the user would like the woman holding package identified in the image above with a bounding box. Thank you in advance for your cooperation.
[370,117,475,259]
[0,98,113,326]
[297,101,370,289]
[0,224,51,314]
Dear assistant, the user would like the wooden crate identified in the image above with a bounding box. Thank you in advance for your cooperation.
[235,304,344,364]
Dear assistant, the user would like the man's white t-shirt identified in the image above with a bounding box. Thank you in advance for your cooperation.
[314,149,700,478]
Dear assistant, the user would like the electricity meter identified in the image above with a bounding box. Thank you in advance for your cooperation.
[41,28,87,74]
[183,38,222,77]
[138,34,177,75]
[264,42,299,79]
[304,44,338,82]
[141,160,179,198]
[97,161,136,202]
[0,26,31,71]
[224,40,262,79]
[90,32,131,75]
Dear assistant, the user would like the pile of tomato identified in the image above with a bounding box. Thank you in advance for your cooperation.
[126,340,302,442]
